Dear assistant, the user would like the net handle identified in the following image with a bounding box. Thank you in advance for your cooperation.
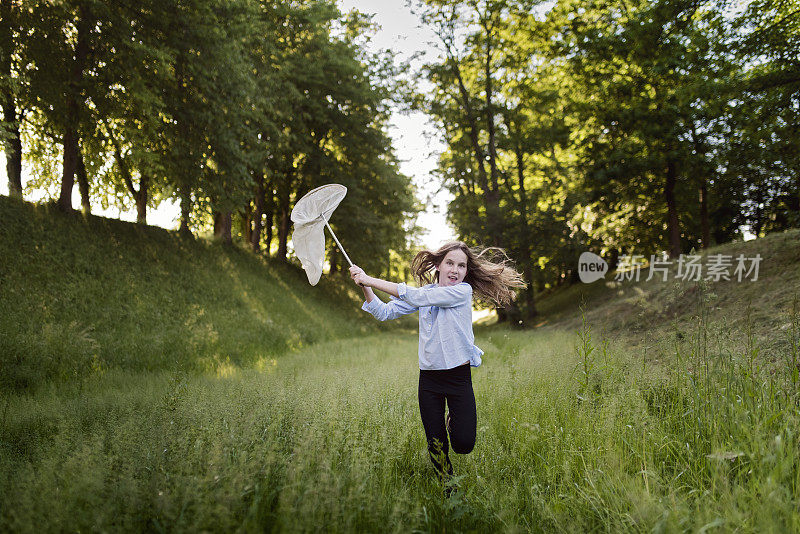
[323,219,353,267]
[322,218,362,286]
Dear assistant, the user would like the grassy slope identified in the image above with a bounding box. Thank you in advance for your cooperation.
[0,196,407,392]
[534,228,800,346]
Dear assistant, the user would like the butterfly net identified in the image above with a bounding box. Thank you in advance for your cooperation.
[290,184,348,285]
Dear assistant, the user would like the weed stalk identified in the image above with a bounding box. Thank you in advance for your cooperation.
[789,294,799,394]
[575,304,596,400]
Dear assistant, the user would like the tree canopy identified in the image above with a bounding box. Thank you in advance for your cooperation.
[3,0,798,317]
[412,0,799,321]
[1,0,417,277]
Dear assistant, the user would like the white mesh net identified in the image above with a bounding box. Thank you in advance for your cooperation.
[290,184,347,285]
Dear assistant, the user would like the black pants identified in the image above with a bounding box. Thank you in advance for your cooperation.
[418,363,477,476]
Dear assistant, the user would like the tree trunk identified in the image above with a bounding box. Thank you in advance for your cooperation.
[793,166,800,221]
[251,173,265,252]
[496,307,508,323]
[691,124,711,248]
[135,175,149,224]
[665,158,681,258]
[76,148,90,214]
[221,212,232,245]
[59,122,78,212]
[242,204,253,244]
[264,184,274,256]
[329,247,339,273]
[264,207,273,256]
[513,138,537,320]
[753,187,764,237]
[1,2,22,199]
[104,120,148,224]
[2,108,22,199]
[606,247,620,272]
[501,300,523,327]
[214,210,232,245]
[523,273,536,321]
[180,185,192,235]
[699,177,710,249]
[58,9,90,213]
[277,187,290,261]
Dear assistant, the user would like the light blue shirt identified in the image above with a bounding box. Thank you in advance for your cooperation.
[361,282,483,370]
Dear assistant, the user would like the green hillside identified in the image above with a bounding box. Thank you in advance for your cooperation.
[534,229,800,344]
[0,196,399,392]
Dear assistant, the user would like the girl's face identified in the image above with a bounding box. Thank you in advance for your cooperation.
[436,249,468,286]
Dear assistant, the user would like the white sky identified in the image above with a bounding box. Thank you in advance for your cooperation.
[0,1,455,250]
[338,0,455,249]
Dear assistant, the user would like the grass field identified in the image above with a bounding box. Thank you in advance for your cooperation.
[1,197,799,532]
[3,314,798,532]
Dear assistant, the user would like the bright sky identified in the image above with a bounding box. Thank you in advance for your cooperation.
[336,0,456,250]
[0,1,455,250]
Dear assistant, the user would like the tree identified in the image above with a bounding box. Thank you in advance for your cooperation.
[546,0,743,257]
[417,0,576,320]
[0,0,34,199]
[731,0,800,230]
[89,0,176,223]
[415,0,522,249]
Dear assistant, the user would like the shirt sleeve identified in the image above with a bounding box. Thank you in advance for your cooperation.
[361,295,419,321]
[396,282,472,308]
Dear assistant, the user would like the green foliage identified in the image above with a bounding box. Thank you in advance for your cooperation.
[4,0,415,273]
[414,0,800,312]
[727,0,800,233]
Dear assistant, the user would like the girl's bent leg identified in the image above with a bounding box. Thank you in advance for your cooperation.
[446,378,477,454]
[418,377,453,477]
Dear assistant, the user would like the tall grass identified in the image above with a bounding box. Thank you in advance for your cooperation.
[2,293,798,532]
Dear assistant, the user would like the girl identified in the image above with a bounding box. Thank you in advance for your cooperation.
[349,241,525,480]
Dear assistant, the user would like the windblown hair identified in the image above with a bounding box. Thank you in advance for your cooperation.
[411,241,526,308]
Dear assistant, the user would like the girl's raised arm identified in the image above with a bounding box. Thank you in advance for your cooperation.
[350,266,470,308]
[350,266,399,298]
[350,265,417,321]
[394,282,471,308]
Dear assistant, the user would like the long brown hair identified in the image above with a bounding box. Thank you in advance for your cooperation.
[410,242,526,307]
